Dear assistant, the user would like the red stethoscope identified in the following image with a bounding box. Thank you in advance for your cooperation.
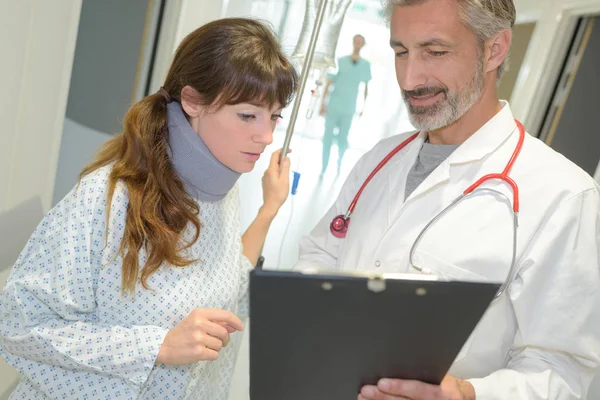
[330,119,525,298]
[330,119,525,239]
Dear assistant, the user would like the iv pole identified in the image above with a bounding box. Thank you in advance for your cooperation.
[279,0,329,170]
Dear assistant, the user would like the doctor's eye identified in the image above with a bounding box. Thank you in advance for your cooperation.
[429,51,448,57]
[395,51,408,57]
[238,113,256,122]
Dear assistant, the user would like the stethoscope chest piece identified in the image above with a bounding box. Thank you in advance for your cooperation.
[330,215,350,238]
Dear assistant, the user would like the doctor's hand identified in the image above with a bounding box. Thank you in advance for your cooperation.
[156,308,244,366]
[358,375,475,400]
[260,148,291,217]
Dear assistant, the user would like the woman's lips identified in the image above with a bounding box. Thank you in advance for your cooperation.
[242,152,261,162]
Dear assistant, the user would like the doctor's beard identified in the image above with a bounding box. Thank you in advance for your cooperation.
[402,55,485,132]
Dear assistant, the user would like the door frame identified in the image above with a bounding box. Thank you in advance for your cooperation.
[510,0,600,136]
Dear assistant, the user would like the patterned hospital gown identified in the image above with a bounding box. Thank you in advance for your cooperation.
[0,166,252,399]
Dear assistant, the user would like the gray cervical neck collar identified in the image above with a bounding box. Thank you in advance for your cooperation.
[167,102,240,202]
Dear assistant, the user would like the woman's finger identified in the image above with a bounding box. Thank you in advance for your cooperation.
[201,320,231,346]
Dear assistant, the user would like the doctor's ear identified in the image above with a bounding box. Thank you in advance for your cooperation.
[180,85,205,117]
[485,29,512,75]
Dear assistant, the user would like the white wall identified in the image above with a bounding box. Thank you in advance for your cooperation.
[513,0,544,22]
[174,0,225,46]
[0,0,81,215]
[0,1,82,396]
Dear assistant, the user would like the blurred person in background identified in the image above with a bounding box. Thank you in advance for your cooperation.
[320,34,372,176]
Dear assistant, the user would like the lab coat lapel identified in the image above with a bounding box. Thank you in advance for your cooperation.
[405,102,518,203]
[446,104,518,166]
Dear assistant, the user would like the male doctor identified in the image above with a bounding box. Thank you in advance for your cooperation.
[295,0,600,399]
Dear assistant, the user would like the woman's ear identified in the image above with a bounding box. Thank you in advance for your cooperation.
[180,85,203,117]
[485,28,512,75]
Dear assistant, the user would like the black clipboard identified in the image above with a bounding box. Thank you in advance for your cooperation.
[249,269,499,400]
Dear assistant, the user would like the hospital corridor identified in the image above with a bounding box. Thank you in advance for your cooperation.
[2,0,600,399]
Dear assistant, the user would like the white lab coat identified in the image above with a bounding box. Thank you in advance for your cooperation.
[296,102,600,399]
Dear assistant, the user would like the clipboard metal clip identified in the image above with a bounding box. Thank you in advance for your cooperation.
[367,276,386,293]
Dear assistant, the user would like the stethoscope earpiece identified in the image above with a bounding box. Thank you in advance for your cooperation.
[330,215,350,239]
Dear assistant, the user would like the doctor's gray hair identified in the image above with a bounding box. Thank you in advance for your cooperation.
[382,0,516,81]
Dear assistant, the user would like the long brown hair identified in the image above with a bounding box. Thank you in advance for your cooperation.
[81,18,298,294]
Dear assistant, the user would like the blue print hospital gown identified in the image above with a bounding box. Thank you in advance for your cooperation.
[0,166,252,399]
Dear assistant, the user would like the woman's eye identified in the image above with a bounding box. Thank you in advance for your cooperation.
[238,113,256,121]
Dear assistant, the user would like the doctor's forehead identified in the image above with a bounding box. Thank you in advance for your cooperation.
[389,0,466,43]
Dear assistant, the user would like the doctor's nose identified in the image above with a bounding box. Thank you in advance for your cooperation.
[397,56,427,92]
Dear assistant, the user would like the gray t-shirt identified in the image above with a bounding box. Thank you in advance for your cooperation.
[405,140,459,199]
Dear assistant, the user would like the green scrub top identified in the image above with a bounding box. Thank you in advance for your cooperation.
[326,55,372,114]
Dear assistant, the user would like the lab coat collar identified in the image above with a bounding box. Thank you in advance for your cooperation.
[400,101,517,204]
[446,101,518,165]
